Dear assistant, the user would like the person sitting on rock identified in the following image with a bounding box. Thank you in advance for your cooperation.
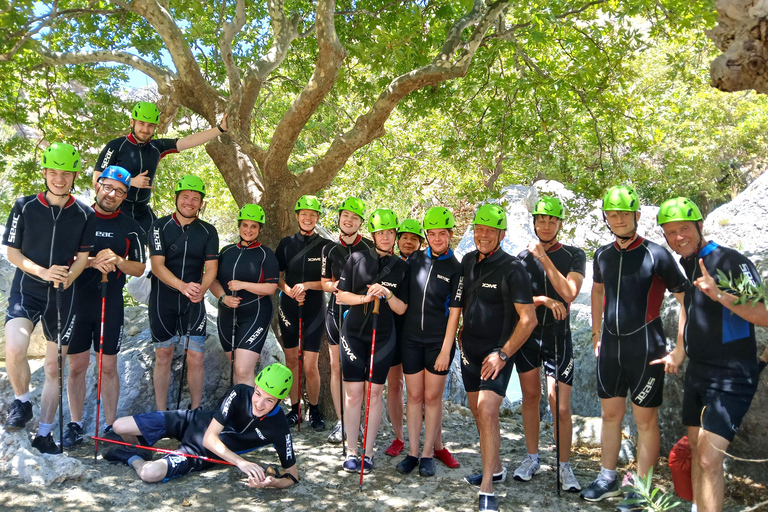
[102,363,298,488]
[653,197,768,512]
[582,185,686,511]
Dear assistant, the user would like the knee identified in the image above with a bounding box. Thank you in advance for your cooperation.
[186,351,204,366]
[522,387,541,406]
[346,386,364,404]
[137,461,166,483]
[601,408,624,424]
[155,350,173,367]
[284,352,298,368]
[112,417,132,435]
[68,357,89,377]
[476,402,499,424]
[101,362,118,379]
[633,413,659,433]
[5,340,27,362]
[43,357,60,379]
[697,446,724,475]
[424,390,442,408]
[407,387,424,405]
[304,361,319,378]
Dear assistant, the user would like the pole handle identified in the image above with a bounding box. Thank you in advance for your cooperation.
[372,296,380,314]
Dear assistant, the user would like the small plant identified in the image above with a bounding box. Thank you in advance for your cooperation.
[620,469,683,511]
[715,270,768,309]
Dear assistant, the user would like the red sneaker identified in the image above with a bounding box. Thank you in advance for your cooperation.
[434,447,460,468]
[384,438,405,457]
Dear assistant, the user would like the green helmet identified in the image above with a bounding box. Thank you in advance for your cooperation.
[532,197,564,219]
[238,204,266,224]
[602,185,640,212]
[131,101,160,124]
[339,197,365,218]
[657,197,703,225]
[397,219,425,239]
[254,363,293,400]
[368,209,399,234]
[175,175,206,198]
[295,195,321,213]
[473,204,507,230]
[423,207,455,230]
[41,142,81,172]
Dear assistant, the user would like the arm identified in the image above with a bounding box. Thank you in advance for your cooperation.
[590,282,605,357]
[150,254,200,299]
[246,464,299,489]
[434,307,461,372]
[651,293,687,373]
[176,114,228,151]
[227,280,278,297]
[66,251,92,287]
[366,282,407,315]
[696,259,768,327]
[202,418,266,479]
[481,302,537,380]
[6,247,68,284]
[197,259,219,302]
[539,259,584,303]
[91,248,145,277]
[321,277,338,294]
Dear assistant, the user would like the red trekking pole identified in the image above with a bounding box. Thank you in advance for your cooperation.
[92,436,233,466]
[359,297,381,491]
[94,272,108,461]
[297,301,304,433]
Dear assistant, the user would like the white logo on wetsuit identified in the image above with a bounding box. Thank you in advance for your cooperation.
[341,335,356,362]
[153,227,162,251]
[636,377,656,404]
[7,214,20,243]
[740,264,757,287]
[436,274,450,283]
[561,358,574,379]
[221,390,237,416]
[196,318,206,332]
[247,328,264,343]
[278,307,291,327]
[455,276,464,301]
[62,315,76,342]
[255,428,266,441]
[380,281,397,288]
[95,231,114,238]
[285,434,293,459]
[307,257,321,262]
[100,148,114,170]
[460,350,470,366]
[481,283,497,289]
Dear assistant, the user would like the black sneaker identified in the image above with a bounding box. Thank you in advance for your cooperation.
[361,455,373,475]
[62,422,84,448]
[5,399,33,430]
[103,446,152,465]
[31,433,61,454]
[342,455,359,473]
[286,409,300,428]
[616,491,644,512]
[419,457,436,477]
[396,455,419,474]
[309,406,325,431]
[479,493,499,511]
[580,476,622,502]
[464,467,507,486]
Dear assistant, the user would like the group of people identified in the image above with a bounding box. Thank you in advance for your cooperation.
[2,101,766,512]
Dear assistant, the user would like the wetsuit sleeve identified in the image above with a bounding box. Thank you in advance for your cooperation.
[263,247,280,284]
[507,259,534,304]
[2,198,26,249]
[79,210,97,253]
[449,263,464,307]
[570,247,587,276]
[148,219,167,257]
[654,246,686,293]
[718,251,763,291]
[275,238,288,272]
[272,425,296,469]
[155,138,180,160]
[321,244,333,279]
[213,385,247,425]
[205,225,219,261]
[94,139,119,173]
[395,264,410,304]
[126,220,145,262]
[337,252,360,293]
[593,248,605,284]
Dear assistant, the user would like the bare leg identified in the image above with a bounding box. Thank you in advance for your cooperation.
[5,318,34,396]
[475,390,504,494]
[40,341,69,424]
[153,346,175,411]
[404,371,425,457]
[304,351,321,405]
[519,368,542,455]
[100,354,120,426]
[547,376,573,462]
[283,346,299,406]
[328,344,342,420]
[631,404,660,477]
[362,383,385,458]
[691,427,728,512]
[67,351,90,423]
[233,349,260,386]
[422,371,448,459]
[599,397,626,471]
[343,381,365,457]
[386,364,405,442]
[186,351,204,409]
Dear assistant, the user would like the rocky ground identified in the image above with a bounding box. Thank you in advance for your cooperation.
[1,401,765,512]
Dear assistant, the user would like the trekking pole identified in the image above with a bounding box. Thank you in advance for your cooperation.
[297,301,304,433]
[229,290,238,388]
[56,283,64,454]
[92,436,234,466]
[339,301,346,457]
[359,296,381,492]
[554,321,561,497]
[95,272,108,461]
[176,315,194,410]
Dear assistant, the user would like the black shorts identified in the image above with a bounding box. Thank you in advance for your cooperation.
[401,337,456,376]
[133,410,204,481]
[596,319,666,408]
[682,361,758,442]
[6,277,76,345]
[148,286,207,343]
[340,322,396,385]
[217,300,272,354]
[325,307,343,347]
[460,349,515,398]
[68,312,123,355]
[515,324,574,386]
[278,292,325,353]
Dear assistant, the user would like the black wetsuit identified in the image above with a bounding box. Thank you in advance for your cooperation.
[3,193,96,344]
[94,133,179,232]
[216,241,279,353]
[275,233,333,353]
[679,241,762,440]
[516,243,586,385]
[148,214,219,342]
[400,248,463,376]
[593,236,685,407]
[460,249,533,396]
[337,248,410,384]
[69,210,145,355]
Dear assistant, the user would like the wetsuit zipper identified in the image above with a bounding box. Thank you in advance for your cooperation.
[48,204,63,269]
[421,260,435,331]
[616,248,625,336]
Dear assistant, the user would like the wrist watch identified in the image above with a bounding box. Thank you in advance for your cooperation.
[498,350,509,362]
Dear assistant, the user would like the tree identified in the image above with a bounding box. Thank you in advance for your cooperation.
[1,0,714,246]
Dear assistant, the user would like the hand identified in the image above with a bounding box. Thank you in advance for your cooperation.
[434,349,451,373]
[527,240,545,260]
[544,298,567,321]
[228,280,246,292]
[133,170,153,189]
[91,259,117,274]
[181,281,203,302]
[480,351,506,381]
[91,249,120,273]
[650,350,685,375]
[366,283,390,300]
[218,113,229,132]
[41,265,69,286]
[593,340,600,358]
[289,283,306,301]
[694,259,720,301]
[245,475,276,488]
[223,295,241,308]
[236,460,265,480]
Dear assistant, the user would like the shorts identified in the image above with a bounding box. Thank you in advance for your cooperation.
[69,296,124,355]
[682,360,758,442]
[515,323,574,386]
[278,292,325,353]
[6,275,76,345]
[325,306,344,346]
[149,287,207,345]
[217,300,272,354]
[460,349,515,398]
[133,410,204,480]
[340,322,396,385]
[401,337,456,376]
[596,319,666,408]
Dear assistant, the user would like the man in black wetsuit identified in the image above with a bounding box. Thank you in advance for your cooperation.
[3,142,95,453]
[93,101,229,233]
[582,185,686,512]
[64,166,146,447]
[654,197,768,512]
[149,175,218,411]
[104,363,298,488]
[459,204,537,512]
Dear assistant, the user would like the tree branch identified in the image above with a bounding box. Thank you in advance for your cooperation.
[219,0,247,105]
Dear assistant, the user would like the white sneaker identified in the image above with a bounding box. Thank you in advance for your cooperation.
[560,464,581,492]
[513,456,541,482]
[327,420,344,443]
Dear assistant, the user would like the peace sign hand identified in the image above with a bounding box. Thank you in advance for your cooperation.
[693,258,720,302]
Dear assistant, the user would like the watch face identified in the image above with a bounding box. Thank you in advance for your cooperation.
[498,350,507,361]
